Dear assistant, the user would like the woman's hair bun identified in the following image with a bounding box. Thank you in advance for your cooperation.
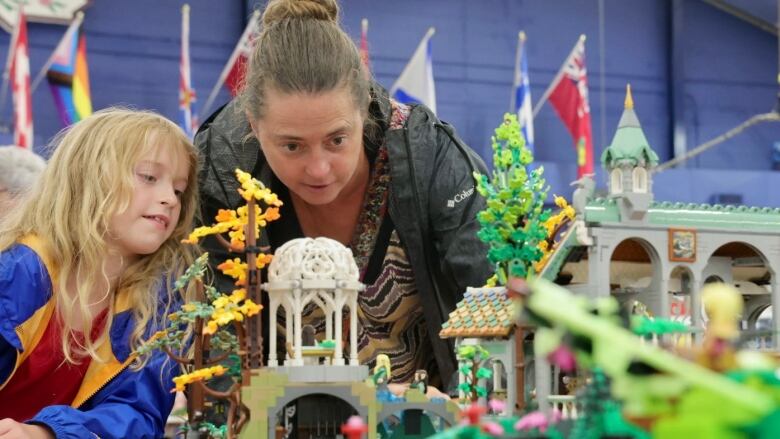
[261,0,339,27]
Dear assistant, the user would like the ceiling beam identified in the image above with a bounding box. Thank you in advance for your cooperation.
[701,0,778,36]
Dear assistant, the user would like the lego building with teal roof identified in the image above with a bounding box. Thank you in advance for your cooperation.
[540,85,780,346]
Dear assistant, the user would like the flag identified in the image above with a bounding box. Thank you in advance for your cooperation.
[359,18,370,73]
[200,10,260,119]
[541,35,593,177]
[511,31,534,154]
[224,11,260,97]
[45,13,92,127]
[390,27,436,115]
[179,4,196,138]
[9,8,32,148]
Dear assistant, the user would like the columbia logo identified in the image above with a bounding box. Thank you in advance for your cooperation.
[447,186,474,208]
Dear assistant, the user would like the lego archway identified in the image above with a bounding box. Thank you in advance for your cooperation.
[273,393,357,437]
[608,237,664,315]
[265,387,372,439]
[702,241,774,348]
[668,265,694,324]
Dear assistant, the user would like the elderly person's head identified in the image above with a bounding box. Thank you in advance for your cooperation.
[0,146,46,214]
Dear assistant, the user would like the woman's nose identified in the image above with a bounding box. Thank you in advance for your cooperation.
[305,149,331,178]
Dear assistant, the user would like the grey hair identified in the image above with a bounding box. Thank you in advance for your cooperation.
[0,146,46,195]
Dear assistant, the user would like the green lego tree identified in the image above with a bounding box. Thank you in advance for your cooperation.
[473,113,550,286]
[457,344,493,403]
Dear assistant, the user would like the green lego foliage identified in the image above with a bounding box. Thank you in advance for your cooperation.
[474,113,550,285]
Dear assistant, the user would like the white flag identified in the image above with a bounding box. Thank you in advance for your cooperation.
[390,27,436,115]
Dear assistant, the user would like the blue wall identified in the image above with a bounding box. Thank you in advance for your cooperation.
[1,0,778,205]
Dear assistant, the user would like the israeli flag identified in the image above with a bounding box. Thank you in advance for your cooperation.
[512,31,534,153]
[390,27,436,115]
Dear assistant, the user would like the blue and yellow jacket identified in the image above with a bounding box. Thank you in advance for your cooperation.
[0,237,179,438]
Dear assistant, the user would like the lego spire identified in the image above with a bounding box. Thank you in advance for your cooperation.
[625,84,634,110]
[600,84,659,169]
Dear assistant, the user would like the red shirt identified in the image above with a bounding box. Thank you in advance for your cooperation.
[0,310,107,421]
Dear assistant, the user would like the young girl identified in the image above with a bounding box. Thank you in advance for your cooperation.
[0,108,199,438]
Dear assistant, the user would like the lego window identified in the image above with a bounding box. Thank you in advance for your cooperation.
[610,169,623,194]
[632,167,648,193]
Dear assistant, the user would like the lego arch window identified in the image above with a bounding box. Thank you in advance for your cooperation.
[668,266,694,325]
[609,238,662,300]
[275,394,357,436]
[610,168,623,194]
[632,167,648,193]
[706,241,772,297]
[747,304,773,349]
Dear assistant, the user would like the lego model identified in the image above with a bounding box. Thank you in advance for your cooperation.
[543,85,780,333]
[240,236,460,438]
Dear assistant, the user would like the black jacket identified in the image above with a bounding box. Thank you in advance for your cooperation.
[194,86,492,386]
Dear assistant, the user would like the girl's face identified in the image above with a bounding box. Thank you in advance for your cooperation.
[249,86,366,207]
[107,142,190,261]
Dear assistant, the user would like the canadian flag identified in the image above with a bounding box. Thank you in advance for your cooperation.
[545,35,593,177]
[9,9,33,148]
[223,13,260,97]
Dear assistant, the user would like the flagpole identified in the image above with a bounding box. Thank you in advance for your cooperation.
[199,10,260,120]
[30,12,84,93]
[0,9,22,129]
[510,31,525,112]
[532,34,586,117]
[360,18,369,69]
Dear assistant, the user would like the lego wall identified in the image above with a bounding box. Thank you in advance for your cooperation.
[0,0,777,205]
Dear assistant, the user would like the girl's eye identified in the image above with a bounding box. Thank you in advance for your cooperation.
[138,173,156,183]
[174,189,184,199]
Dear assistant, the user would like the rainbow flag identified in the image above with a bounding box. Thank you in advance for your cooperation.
[46,16,92,127]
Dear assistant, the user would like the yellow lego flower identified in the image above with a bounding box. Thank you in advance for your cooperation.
[229,289,246,303]
[203,320,219,335]
[218,258,248,285]
[240,299,262,317]
[212,296,230,310]
[256,253,273,270]
[171,365,228,392]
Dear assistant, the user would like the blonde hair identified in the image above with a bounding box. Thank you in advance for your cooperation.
[0,108,199,367]
[241,0,371,121]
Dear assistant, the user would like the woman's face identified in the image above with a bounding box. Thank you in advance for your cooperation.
[250,86,366,207]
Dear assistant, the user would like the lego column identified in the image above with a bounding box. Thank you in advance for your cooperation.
[349,293,358,365]
[772,280,780,349]
[690,276,703,343]
[269,299,279,366]
[534,344,551,413]
[333,293,345,366]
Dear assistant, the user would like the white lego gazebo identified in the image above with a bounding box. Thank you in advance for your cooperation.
[264,237,363,367]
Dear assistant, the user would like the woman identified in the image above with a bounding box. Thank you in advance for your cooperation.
[196,0,491,389]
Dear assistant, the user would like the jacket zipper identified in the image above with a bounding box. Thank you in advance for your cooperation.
[74,354,136,408]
